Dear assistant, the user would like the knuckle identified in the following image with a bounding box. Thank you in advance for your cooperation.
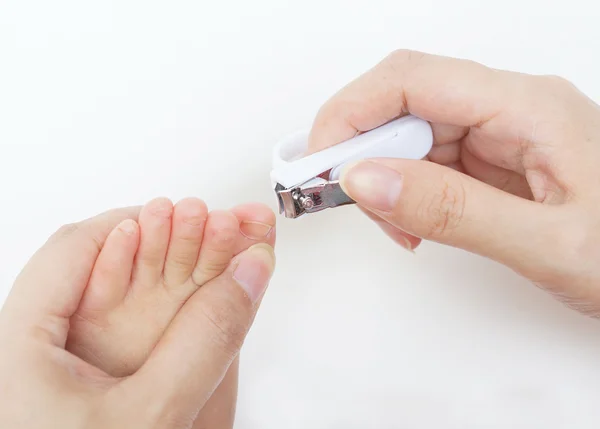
[54,222,80,239]
[167,250,196,271]
[198,299,248,358]
[139,253,163,270]
[534,74,580,107]
[384,49,423,73]
[540,74,575,91]
[175,231,202,246]
[384,49,428,67]
[51,221,103,253]
[203,259,228,274]
[194,253,231,279]
[417,175,467,240]
[386,48,410,62]
[386,48,416,63]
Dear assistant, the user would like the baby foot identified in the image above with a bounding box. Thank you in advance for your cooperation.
[66,197,276,377]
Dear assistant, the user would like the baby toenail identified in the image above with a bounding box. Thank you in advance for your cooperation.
[150,201,173,217]
[183,214,207,226]
[117,219,138,235]
[239,221,273,240]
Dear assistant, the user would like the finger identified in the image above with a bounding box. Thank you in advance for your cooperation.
[339,158,566,274]
[1,206,142,347]
[357,207,421,251]
[126,243,275,422]
[307,50,503,153]
[307,49,597,184]
[432,123,469,146]
[460,145,534,200]
[192,356,239,429]
[426,141,461,165]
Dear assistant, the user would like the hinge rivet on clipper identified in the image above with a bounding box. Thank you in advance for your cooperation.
[299,195,314,209]
[292,189,314,209]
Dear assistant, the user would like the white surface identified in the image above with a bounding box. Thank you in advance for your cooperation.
[2,1,600,428]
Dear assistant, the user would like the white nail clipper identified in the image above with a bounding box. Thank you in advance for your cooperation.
[270,115,434,219]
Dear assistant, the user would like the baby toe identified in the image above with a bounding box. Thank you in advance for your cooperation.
[191,210,238,287]
[163,198,208,287]
[78,219,139,313]
[132,197,173,288]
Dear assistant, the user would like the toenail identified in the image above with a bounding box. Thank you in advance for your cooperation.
[149,200,173,217]
[233,244,275,303]
[239,221,273,240]
[182,214,207,226]
[117,219,138,235]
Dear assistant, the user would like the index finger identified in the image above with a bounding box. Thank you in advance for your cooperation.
[307,50,511,153]
[307,49,599,190]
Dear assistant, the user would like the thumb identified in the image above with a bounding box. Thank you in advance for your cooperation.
[339,158,562,273]
[123,243,275,426]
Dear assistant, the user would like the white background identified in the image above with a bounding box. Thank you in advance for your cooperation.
[2,1,600,428]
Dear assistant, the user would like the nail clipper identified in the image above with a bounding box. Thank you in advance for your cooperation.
[270,115,434,219]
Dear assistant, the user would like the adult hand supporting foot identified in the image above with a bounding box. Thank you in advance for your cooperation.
[0,206,275,428]
[308,49,600,317]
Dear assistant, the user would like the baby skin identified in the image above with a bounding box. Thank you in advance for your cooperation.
[65,197,276,428]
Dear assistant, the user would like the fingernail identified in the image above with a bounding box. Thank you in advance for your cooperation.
[233,244,276,303]
[398,236,415,254]
[117,219,138,235]
[239,221,273,240]
[340,161,403,212]
[375,220,415,254]
[525,170,548,202]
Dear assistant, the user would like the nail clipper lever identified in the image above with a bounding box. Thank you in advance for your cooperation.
[274,178,353,219]
[270,115,433,219]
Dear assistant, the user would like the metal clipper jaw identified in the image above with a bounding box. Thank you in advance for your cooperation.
[275,177,355,219]
[270,115,434,220]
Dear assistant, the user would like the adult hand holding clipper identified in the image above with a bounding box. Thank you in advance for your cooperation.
[271,115,433,218]
[307,50,600,317]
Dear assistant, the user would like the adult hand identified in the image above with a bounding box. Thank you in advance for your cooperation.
[0,207,275,428]
[308,50,600,316]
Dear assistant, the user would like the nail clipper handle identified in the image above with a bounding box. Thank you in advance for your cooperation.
[271,115,433,189]
[328,117,433,181]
